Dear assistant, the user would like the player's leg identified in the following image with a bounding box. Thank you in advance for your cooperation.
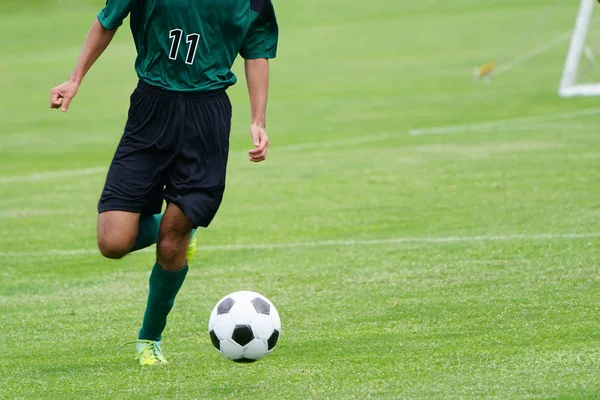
[156,203,194,270]
[129,181,165,253]
[134,203,194,365]
[164,90,233,230]
[97,210,167,260]
[97,181,166,260]
[132,212,198,261]
[98,139,197,261]
[137,203,192,343]
[96,82,177,261]
[97,181,166,259]
[97,211,140,259]
[134,90,232,365]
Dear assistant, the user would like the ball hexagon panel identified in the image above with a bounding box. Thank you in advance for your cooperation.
[231,291,261,302]
[211,313,235,340]
[208,307,218,330]
[220,339,244,360]
[243,339,268,360]
[251,313,275,340]
[229,301,258,325]
[270,306,281,331]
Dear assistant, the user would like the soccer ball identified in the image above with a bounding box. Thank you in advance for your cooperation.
[208,291,281,363]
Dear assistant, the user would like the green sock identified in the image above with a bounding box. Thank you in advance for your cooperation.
[138,263,188,341]
[132,214,162,252]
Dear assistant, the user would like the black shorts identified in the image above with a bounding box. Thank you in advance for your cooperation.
[98,80,232,228]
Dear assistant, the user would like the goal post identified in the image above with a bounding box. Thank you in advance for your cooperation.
[559,0,600,97]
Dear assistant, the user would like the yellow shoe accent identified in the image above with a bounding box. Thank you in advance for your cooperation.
[137,341,167,366]
[186,230,197,264]
[117,340,167,366]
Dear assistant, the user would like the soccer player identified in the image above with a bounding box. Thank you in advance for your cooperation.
[49,0,278,365]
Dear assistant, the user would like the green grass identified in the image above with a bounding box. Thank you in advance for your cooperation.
[1,0,599,398]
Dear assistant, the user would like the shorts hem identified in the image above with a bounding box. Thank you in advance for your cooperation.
[98,204,145,215]
[165,195,212,229]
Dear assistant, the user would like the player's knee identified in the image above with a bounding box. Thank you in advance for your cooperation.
[156,204,193,269]
[156,227,189,270]
[156,235,186,262]
[97,235,132,259]
[97,211,139,259]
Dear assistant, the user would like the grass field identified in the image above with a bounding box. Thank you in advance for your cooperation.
[1,0,599,398]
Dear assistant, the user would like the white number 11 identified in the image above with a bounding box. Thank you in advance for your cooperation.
[169,29,200,65]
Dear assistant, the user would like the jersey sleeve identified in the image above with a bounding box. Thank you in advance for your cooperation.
[239,2,279,60]
[97,0,133,30]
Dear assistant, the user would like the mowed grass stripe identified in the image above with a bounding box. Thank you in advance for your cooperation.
[0,232,598,258]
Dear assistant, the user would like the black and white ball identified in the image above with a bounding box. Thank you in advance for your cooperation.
[208,291,281,363]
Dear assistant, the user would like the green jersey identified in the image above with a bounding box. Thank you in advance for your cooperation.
[97,0,278,92]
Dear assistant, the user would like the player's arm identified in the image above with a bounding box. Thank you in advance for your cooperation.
[240,2,279,163]
[245,59,271,163]
[50,0,132,112]
[50,19,117,112]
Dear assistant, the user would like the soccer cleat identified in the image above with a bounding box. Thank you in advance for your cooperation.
[136,340,167,365]
[118,340,167,366]
[186,229,197,264]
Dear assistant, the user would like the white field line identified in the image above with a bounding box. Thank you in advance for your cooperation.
[0,232,598,258]
[276,133,396,152]
[0,210,76,219]
[0,167,107,185]
[0,134,398,185]
[411,122,576,136]
[409,107,600,136]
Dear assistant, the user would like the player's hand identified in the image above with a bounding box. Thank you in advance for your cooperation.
[50,80,79,112]
[248,123,270,163]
